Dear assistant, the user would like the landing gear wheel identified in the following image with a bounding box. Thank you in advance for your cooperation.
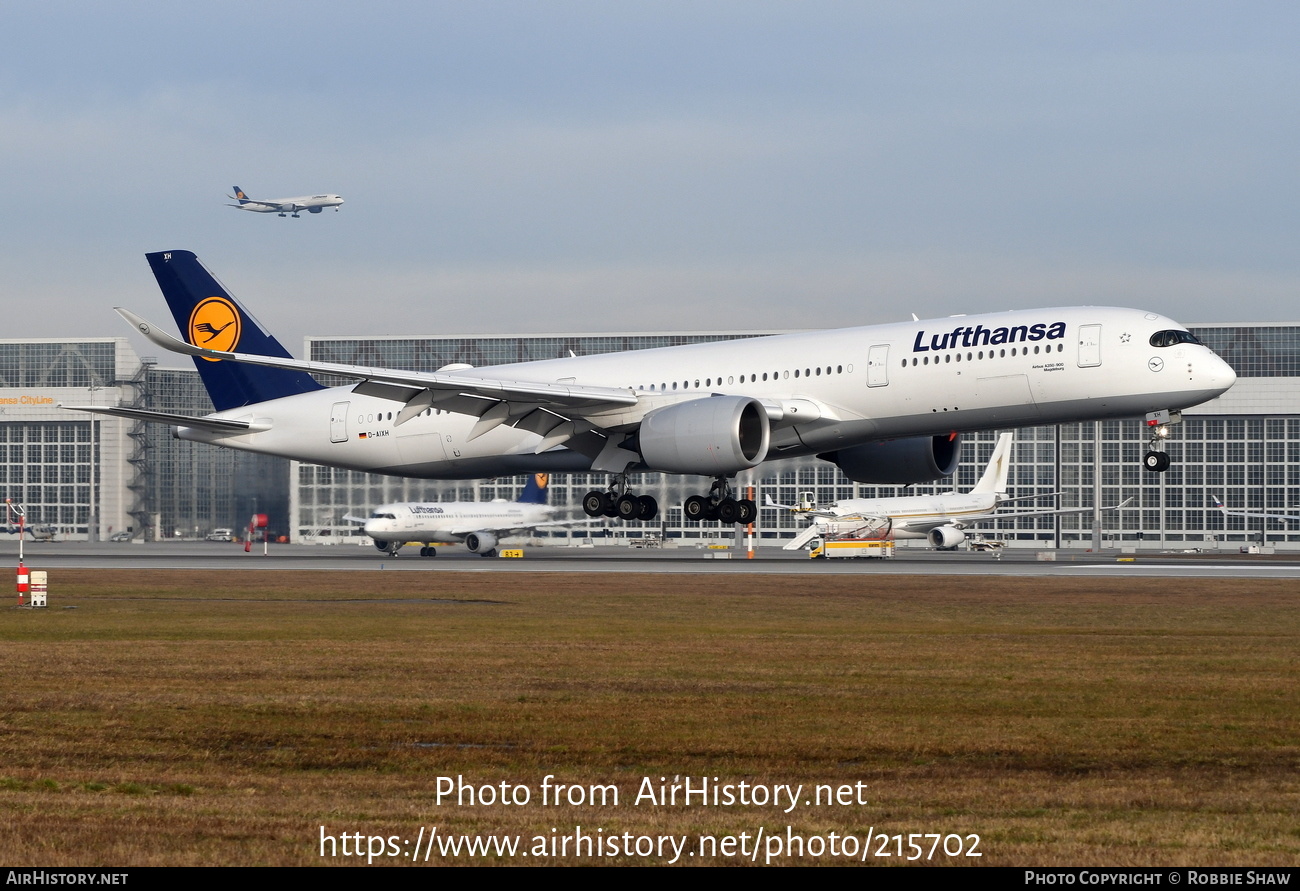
[1143,450,1170,473]
[479,549,497,558]
[736,499,757,524]
[583,490,609,517]
[616,494,640,521]
[684,495,710,521]
[717,498,739,524]
[636,495,658,521]
[704,503,721,522]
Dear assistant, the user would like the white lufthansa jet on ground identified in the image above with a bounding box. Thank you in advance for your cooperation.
[769,432,1130,549]
[227,186,343,217]
[353,473,567,557]
[65,250,1236,527]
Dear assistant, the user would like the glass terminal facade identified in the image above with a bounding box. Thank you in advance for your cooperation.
[0,339,287,541]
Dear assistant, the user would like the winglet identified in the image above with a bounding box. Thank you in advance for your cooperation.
[116,307,214,358]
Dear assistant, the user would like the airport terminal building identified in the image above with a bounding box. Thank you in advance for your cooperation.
[3,324,1298,550]
[0,338,284,541]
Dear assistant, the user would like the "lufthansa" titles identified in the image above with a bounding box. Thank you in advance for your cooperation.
[912,321,1067,352]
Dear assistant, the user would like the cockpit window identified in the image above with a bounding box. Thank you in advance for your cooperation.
[1149,329,1202,348]
[370,511,397,519]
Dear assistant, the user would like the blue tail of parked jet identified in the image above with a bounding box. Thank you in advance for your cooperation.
[518,473,550,505]
[146,250,324,412]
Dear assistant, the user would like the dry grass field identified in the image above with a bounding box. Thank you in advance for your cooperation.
[1,569,1296,866]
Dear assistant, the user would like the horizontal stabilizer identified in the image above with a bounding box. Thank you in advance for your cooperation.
[60,404,251,432]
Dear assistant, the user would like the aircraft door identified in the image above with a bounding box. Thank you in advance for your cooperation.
[330,402,349,443]
[867,344,890,387]
[1078,325,1102,368]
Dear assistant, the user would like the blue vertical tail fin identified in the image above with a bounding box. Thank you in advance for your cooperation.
[230,186,250,204]
[517,473,550,505]
[146,250,324,412]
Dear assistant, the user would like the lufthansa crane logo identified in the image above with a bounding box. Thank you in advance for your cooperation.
[535,473,549,488]
[187,296,242,362]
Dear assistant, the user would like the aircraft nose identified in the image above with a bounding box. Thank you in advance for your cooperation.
[1205,352,1237,394]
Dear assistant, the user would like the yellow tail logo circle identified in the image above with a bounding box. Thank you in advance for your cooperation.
[188,297,242,361]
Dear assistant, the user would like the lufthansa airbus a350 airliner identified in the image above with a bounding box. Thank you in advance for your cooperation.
[65,250,1236,525]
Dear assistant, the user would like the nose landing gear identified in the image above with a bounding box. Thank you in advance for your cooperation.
[1143,410,1181,473]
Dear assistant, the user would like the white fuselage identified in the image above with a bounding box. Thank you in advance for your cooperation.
[822,492,1001,537]
[177,306,1236,480]
[363,500,555,543]
[237,194,344,214]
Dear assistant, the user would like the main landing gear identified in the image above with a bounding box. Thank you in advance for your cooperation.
[1142,410,1181,473]
[683,477,756,526]
[582,474,659,522]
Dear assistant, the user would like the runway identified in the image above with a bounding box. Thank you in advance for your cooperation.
[5,540,1300,577]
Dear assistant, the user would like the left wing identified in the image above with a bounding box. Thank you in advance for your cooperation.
[227,194,284,209]
[117,307,642,466]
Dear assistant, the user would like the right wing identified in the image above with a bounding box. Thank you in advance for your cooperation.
[1210,495,1300,521]
[952,496,1135,529]
[762,493,838,518]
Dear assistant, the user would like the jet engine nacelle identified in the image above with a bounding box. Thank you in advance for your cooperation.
[638,395,770,475]
[372,540,390,552]
[927,526,966,549]
[821,434,962,485]
[464,532,498,553]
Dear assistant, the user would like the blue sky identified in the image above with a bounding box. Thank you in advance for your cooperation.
[3,2,1297,351]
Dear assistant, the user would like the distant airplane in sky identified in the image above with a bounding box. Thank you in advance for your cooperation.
[351,473,570,557]
[227,186,343,217]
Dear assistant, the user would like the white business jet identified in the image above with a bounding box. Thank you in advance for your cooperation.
[64,251,1236,527]
[769,432,1131,549]
[227,186,343,217]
